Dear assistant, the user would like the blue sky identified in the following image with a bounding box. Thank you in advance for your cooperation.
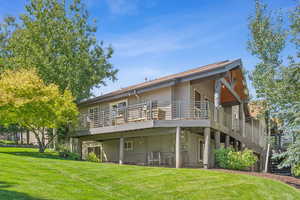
[0,0,297,97]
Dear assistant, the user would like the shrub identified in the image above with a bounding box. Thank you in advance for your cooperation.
[272,138,300,170]
[215,148,258,170]
[59,151,81,160]
[87,152,100,163]
[292,164,300,177]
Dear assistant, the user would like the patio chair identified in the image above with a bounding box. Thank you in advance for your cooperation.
[147,151,161,166]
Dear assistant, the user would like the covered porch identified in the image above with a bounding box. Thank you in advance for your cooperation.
[73,124,263,170]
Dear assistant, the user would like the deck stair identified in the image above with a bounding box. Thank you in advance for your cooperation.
[269,150,291,176]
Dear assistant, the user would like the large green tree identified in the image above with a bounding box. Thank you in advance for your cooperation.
[0,0,117,101]
[0,68,78,152]
[248,0,300,171]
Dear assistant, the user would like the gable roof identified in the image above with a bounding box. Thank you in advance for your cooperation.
[79,59,243,106]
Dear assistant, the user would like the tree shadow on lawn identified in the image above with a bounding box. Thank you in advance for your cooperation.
[0,151,70,161]
[0,181,46,200]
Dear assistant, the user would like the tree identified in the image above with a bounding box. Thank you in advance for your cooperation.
[0,68,78,152]
[0,0,117,101]
[248,0,300,172]
[248,0,286,111]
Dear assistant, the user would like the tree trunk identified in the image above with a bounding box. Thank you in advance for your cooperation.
[20,130,23,144]
[32,129,46,153]
[14,131,18,144]
[26,130,30,144]
[39,146,46,153]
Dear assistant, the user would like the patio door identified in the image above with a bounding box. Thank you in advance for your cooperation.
[194,91,201,118]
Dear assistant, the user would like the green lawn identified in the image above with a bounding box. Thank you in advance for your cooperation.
[0,147,299,200]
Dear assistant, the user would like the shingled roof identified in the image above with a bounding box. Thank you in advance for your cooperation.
[79,59,242,106]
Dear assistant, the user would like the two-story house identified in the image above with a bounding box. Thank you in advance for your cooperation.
[72,59,267,170]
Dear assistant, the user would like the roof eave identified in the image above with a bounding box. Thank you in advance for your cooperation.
[78,59,243,107]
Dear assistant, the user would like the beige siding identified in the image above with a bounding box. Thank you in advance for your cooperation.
[128,86,172,105]
[182,130,215,168]
[102,140,119,162]
[80,87,172,117]
[81,128,216,168]
[190,79,215,103]
[123,134,175,164]
[172,82,191,103]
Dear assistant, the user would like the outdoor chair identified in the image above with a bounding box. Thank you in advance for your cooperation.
[147,151,161,166]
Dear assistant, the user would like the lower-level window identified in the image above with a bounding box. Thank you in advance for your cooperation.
[124,141,133,151]
[198,140,204,161]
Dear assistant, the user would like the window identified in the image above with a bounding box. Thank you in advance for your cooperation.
[124,141,133,151]
[198,140,204,161]
[110,100,127,117]
[194,90,201,107]
[88,106,100,127]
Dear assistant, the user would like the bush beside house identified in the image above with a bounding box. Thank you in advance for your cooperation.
[87,152,101,163]
[292,164,300,177]
[215,148,258,170]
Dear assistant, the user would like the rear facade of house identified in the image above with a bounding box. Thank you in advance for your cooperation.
[72,59,267,170]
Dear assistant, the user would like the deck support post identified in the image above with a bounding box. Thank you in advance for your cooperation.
[119,137,124,165]
[175,126,181,168]
[241,143,246,150]
[225,135,230,148]
[233,140,239,151]
[215,131,221,150]
[203,127,211,169]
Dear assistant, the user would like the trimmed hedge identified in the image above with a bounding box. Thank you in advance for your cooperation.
[215,148,258,170]
[59,151,81,160]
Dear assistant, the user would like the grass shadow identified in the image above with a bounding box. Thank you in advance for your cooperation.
[0,148,83,161]
[0,181,46,200]
[0,151,71,161]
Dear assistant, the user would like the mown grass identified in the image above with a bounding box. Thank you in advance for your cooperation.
[0,140,16,145]
[0,147,299,200]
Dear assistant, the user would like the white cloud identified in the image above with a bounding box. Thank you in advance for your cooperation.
[105,0,139,15]
[105,15,240,58]
[96,12,243,95]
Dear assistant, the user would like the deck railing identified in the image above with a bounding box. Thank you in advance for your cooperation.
[78,100,266,148]
[78,100,228,129]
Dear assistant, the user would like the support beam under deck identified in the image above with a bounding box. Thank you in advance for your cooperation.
[119,137,124,164]
[203,127,211,169]
[175,126,181,168]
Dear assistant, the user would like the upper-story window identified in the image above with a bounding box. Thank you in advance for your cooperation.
[110,100,127,117]
[88,106,100,127]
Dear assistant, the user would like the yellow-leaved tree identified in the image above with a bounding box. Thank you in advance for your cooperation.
[0,68,78,152]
